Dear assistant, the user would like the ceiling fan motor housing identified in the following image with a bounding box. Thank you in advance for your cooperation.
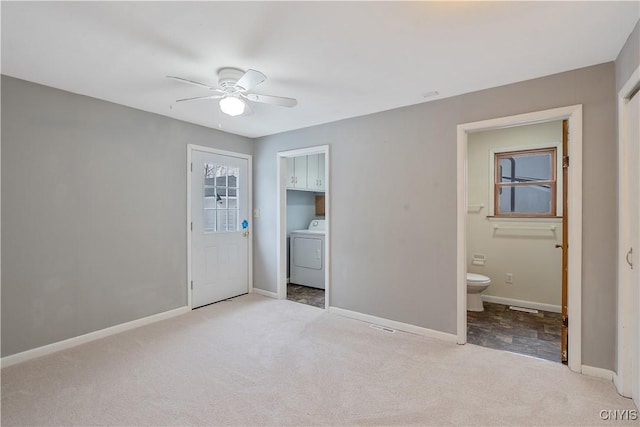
[218,68,245,92]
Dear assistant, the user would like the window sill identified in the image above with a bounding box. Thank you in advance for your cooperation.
[486,216,563,222]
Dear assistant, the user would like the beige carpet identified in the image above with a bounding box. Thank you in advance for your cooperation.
[1,294,636,426]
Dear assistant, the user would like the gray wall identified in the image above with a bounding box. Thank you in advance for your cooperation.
[615,19,639,92]
[253,63,617,370]
[286,190,318,235]
[2,57,630,369]
[1,76,253,357]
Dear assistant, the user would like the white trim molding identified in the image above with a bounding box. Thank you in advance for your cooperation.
[187,144,253,309]
[457,105,583,373]
[329,306,458,343]
[1,306,190,368]
[251,288,279,299]
[613,372,622,392]
[276,145,331,310]
[616,64,640,398]
[481,295,561,314]
[582,365,615,381]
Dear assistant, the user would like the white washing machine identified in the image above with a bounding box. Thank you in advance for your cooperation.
[289,219,325,289]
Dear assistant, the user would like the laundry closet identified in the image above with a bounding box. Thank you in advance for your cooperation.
[286,153,326,306]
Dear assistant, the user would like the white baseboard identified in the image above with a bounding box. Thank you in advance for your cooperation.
[251,288,278,299]
[582,365,615,381]
[613,372,622,392]
[328,306,457,343]
[482,295,561,313]
[1,306,190,368]
[612,372,633,398]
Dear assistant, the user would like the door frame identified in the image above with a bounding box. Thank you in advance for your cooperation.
[186,144,253,309]
[456,105,583,373]
[276,145,330,309]
[615,64,640,397]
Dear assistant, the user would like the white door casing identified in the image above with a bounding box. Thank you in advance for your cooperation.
[621,88,639,406]
[276,145,330,307]
[457,105,583,373]
[616,65,640,401]
[189,147,251,308]
[628,90,640,409]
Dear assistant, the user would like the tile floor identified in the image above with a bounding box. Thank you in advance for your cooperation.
[287,283,325,309]
[467,302,563,363]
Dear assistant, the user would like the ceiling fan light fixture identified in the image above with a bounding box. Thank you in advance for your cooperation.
[170,68,297,116]
[219,96,245,116]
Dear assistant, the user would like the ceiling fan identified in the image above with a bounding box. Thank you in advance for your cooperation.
[167,68,297,117]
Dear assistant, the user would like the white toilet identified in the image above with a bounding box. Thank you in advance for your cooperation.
[467,273,491,312]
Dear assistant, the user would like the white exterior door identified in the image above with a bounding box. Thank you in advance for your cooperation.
[627,91,640,408]
[191,149,249,308]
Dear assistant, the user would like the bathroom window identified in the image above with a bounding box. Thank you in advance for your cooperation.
[493,148,557,217]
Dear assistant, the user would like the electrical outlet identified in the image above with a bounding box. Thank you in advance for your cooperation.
[506,273,513,284]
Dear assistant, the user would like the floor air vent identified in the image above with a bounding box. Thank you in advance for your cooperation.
[370,324,396,333]
[509,306,539,314]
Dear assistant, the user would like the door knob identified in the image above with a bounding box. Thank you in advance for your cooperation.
[555,243,563,249]
[626,247,633,269]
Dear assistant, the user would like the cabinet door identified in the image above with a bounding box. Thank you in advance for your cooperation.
[294,156,307,188]
[306,153,326,191]
[317,153,325,191]
[285,157,296,189]
[307,154,320,190]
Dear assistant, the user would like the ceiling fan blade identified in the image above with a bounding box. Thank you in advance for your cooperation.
[235,69,266,92]
[176,94,224,103]
[242,101,254,116]
[244,93,297,107]
[166,76,222,92]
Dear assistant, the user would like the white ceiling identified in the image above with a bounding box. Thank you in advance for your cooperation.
[2,2,638,138]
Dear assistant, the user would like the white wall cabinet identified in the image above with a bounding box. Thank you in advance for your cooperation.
[307,153,325,191]
[286,156,308,189]
[287,154,325,192]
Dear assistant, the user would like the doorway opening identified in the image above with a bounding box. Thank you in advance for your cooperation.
[277,145,330,310]
[464,120,566,362]
[457,105,583,373]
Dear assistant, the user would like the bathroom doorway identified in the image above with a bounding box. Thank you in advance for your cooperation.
[465,120,565,362]
[457,106,583,372]
[276,146,330,310]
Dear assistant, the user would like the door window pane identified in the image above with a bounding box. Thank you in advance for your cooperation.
[215,188,227,208]
[216,210,228,232]
[203,163,241,232]
[203,209,216,232]
[204,197,217,209]
[227,209,238,231]
[228,167,239,188]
